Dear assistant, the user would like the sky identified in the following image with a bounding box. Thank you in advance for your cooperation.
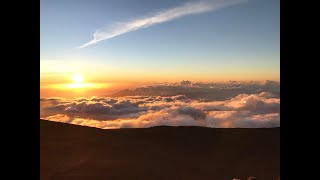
[40,0,279,97]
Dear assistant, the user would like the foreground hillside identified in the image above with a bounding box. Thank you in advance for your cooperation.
[40,120,280,180]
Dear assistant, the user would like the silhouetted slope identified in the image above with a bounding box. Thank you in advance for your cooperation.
[40,120,280,180]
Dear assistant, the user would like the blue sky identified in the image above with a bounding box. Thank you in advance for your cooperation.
[40,0,279,82]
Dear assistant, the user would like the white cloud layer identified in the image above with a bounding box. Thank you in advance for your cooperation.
[79,0,245,48]
[41,92,280,129]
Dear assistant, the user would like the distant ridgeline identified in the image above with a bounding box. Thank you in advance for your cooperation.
[110,80,280,101]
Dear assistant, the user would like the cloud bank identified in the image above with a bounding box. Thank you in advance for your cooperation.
[79,0,245,48]
[112,80,280,101]
[41,92,280,129]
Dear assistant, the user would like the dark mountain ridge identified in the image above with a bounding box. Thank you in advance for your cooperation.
[41,119,280,180]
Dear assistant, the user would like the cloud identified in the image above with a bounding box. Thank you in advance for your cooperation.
[78,0,245,48]
[41,92,280,129]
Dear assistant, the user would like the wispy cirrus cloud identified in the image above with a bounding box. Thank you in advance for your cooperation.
[78,0,246,48]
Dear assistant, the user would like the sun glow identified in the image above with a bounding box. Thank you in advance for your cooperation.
[48,83,110,90]
[42,73,112,92]
[73,73,84,84]
[68,73,92,88]
[69,73,95,88]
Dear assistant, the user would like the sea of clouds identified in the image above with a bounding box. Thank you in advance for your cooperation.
[40,89,280,129]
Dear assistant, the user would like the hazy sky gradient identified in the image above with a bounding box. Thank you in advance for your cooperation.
[41,0,279,84]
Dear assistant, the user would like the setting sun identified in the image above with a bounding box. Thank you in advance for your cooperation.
[73,73,84,84]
